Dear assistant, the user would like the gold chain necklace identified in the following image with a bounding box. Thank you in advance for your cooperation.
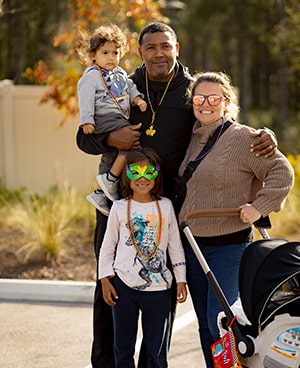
[127,199,162,259]
[145,70,175,136]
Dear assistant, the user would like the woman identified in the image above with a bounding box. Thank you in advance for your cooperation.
[178,71,294,368]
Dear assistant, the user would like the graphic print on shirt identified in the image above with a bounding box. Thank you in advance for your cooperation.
[101,69,129,100]
[125,211,168,290]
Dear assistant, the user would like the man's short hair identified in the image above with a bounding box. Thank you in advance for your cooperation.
[138,22,177,45]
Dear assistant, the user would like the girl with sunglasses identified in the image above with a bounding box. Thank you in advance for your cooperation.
[178,71,294,368]
[99,147,187,368]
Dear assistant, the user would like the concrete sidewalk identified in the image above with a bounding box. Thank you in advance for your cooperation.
[0,278,94,304]
[0,279,204,368]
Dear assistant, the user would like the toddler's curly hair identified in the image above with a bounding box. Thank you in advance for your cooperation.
[77,24,129,66]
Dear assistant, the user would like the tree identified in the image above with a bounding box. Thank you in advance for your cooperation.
[0,0,68,83]
[177,0,300,146]
[2,0,299,145]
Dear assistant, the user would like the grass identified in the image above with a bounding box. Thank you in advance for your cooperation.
[261,189,300,241]
[266,153,300,239]
[0,183,95,261]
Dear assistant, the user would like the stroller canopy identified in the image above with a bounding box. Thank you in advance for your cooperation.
[239,238,300,332]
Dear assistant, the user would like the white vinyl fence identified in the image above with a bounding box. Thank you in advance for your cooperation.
[0,80,99,193]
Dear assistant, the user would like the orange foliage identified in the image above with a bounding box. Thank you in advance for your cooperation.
[24,61,50,85]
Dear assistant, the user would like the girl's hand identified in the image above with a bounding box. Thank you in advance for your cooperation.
[239,204,262,225]
[101,277,118,306]
[177,282,188,303]
[83,123,95,134]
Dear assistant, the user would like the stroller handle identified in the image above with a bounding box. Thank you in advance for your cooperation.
[180,207,271,239]
[180,206,256,357]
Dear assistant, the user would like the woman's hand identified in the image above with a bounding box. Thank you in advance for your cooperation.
[105,123,142,151]
[249,128,277,158]
[101,277,118,306]
[239,204,261,224]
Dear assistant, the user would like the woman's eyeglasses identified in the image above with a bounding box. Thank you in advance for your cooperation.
[193,94,224,106]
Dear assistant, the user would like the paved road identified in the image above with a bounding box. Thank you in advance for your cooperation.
[0,296,205,368]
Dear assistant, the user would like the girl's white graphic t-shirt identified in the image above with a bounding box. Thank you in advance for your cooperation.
[99,197,186,291]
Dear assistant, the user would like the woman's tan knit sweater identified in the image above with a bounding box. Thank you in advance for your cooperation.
[178,119,294,237]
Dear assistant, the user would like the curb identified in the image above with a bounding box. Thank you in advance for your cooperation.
[0,279,95,304]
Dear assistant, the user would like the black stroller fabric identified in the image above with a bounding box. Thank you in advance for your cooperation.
[239,238,300,333]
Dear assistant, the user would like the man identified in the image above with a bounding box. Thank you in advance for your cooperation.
[76,22,276,368]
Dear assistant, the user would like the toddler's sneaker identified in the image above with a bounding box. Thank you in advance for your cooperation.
[86,190,109,216]
[97,173,119,201]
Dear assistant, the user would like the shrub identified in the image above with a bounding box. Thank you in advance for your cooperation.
[1,184,95,261]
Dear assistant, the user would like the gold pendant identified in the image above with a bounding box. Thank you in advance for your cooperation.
[145,125,156,136]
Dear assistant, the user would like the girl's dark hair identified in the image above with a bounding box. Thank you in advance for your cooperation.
[120,148,163,200]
